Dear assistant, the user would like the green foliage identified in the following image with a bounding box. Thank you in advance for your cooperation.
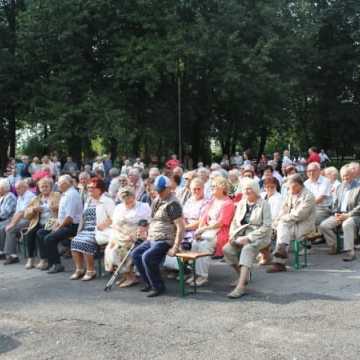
[0,0,359,168]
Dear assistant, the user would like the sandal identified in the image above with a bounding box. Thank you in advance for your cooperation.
[118,278,140,288]
[81,271,96,281]
[70,269,85,280]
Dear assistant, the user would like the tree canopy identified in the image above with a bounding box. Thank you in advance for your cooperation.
[0,0,359,168]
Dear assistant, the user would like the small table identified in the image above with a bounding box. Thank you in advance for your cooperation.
[176,252,212,297]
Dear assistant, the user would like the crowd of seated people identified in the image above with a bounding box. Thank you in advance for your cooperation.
[1,147,359,299]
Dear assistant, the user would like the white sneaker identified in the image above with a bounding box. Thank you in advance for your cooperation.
[25,258,35,270]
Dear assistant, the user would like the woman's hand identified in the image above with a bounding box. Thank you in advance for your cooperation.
[168,245,179,257]
[97,223,108,231]
[194,228,204,239]
[234,236,249,246]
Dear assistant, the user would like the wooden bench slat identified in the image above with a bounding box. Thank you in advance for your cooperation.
[176,252,212,260]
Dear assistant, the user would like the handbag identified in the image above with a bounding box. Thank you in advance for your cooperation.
[95,228,112,245]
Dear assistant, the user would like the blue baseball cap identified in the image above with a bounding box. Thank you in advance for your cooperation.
[154,175,171,192]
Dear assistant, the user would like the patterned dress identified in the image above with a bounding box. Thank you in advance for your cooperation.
[71,203,97,255]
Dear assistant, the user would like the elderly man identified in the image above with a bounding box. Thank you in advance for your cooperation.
[349,162,360,185]
[304,162,332,227]
[132,175,184,297]
[0,180,35,264]
[78,171,91,205]
[267,174,316,273]
[197,167,211,199]
[42,175,83,273]
[148,167,160,180]
[319,164,360,261]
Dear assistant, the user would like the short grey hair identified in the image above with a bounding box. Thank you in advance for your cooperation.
[241,178,260,196]
[0,178,11,192]
[340,164,352,178]
[79,171,90,180]
[58,174,73,185]
[197,167,210,176]
[307,162,321,170]
[149,167,160,177]
[128,168,140,177]
[324,166,339,178]
[15,179,29,189]
[109,167,120,177]
[287,174,304,187]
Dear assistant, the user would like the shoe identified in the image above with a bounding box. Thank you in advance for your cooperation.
[266,263,287,273]
[0,253,6,260]
[147,288,165,297]
[343,251,356,262]
[118,278,140,288]
[69,269,85,280]
[185,276,194,285]
[328,246,338,255]
[81,271,96,281]
[190,276,208,287]
[36,260,49,270]
[47,264,65,274]
[273,244,288,259]
[140,285,152,292]
[25,258,35,270]
[4,256,19,265]
[227,287,246,299]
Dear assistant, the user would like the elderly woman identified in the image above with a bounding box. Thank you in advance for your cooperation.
[190,176,235,286]
[128,168,145,201]
[23,177,60,269]
[105,187,151,287]
[109,174,128,201]
[70,178,115,281]
[164,178,208,272]
[228,169,240,197]
[324,166,341,204]
[223,178,272,298]
[0,178,17,248]
[0,178,17,221]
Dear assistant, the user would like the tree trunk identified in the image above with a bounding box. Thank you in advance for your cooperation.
[8,108,16,158]
[257,126,268,161]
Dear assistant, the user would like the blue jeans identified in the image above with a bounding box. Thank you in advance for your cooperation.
[132,240,171,290]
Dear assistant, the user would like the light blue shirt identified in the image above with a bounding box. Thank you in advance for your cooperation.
[58,187,83,224]
[16,190,35,213]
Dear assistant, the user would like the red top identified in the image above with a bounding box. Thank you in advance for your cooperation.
[307,153,321,164]
[201,197,235,257]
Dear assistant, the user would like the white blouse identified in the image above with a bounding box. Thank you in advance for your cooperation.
[110,201,151,245]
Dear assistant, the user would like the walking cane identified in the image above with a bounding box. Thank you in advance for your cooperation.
[104,241,140,292]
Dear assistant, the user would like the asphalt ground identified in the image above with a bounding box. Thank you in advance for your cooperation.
[2,245,360,360]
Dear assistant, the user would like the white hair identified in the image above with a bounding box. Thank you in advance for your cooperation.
[58,174,73,185]
[229,169,240,177]
[149,167,160,177]
[79,171,90,180]
[307,162,321,170]
[0,178,11,192]
[340,164,352,178]
[197,167,210,176]
[128,168,140,177]
[241,178,260,196]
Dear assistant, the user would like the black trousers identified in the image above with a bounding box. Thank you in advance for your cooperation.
[41,224,78,266]
[25,223,41,258]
